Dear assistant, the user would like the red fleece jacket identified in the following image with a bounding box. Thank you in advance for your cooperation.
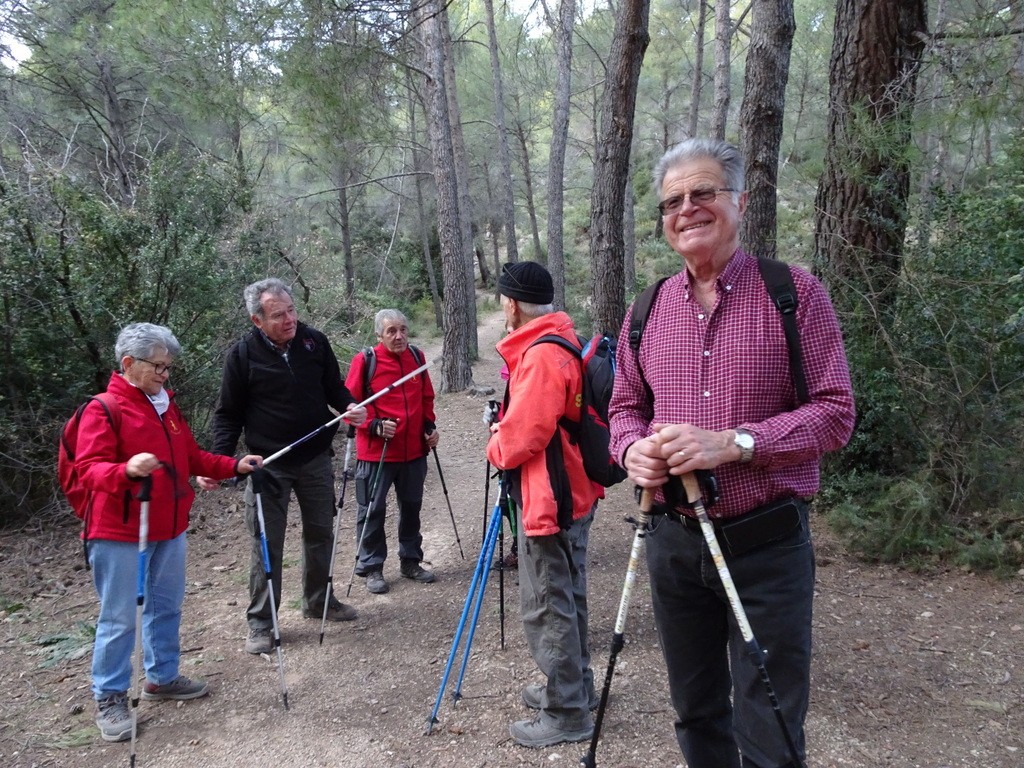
[76,372,241,543]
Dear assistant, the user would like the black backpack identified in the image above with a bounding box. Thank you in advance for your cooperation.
[360,344,424,396]
[627,257,810,404]
[527,333,629,488]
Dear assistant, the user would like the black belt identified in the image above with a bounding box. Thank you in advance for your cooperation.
[654,496,806,557]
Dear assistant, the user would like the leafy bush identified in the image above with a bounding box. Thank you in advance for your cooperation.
[825,135,1024,572]
[0,151,265,524]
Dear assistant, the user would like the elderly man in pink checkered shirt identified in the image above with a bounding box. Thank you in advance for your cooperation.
[609,138,855,768]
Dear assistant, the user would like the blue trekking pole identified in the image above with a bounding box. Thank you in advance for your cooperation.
[425,474,505,734]
[320,425,356,645]
[251,467,289,710]
[128,474,153,768]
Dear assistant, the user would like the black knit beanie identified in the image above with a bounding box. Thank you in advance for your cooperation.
[498,261,554,304]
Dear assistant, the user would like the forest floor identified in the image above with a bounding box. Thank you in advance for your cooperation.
[2,299,1023,768]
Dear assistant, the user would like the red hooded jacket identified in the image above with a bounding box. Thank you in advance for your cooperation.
[76,372,241,543]
[486,312,599,537]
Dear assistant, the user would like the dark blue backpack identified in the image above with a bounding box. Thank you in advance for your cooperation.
[529,333,628,488]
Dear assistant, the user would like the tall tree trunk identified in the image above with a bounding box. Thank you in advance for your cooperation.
[417,0,473,390]
[590,0,651,336]
[483,0,519,263]
[547,0,576,309]
[335,168,355,302]
[623,152,637,293]
[512,109,544,259]
[95,58,134,203]
[440,4,478,358]
[687,0,709,139]
[813,0,927,305]
[711,0,733,140]
[739,0,796,260]
[408,73,443,330]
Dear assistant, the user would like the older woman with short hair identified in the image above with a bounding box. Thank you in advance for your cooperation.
[76,322,261,743]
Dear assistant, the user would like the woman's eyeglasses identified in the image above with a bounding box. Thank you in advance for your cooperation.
[136,358,173,375]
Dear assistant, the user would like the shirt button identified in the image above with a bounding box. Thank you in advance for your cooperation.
[725,284,733,291]
[697,313,705,320]
[703,350,711,357]
[703,391,711,397]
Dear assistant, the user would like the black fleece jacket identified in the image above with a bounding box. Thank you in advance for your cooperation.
[210,323,356,465]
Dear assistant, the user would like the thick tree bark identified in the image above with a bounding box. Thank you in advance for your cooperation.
[813,0,928,304]
[547,0,576,309]
[590,0,651,337]
[439,4,478,357]
[739,0,796,260]
[408,75,443,330]
[417,0,473,391]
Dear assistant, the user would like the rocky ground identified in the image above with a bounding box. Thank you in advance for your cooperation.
[2,304,1022,768]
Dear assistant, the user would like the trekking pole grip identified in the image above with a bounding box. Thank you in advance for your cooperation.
[250,466,265,494]
[137,475,153,502]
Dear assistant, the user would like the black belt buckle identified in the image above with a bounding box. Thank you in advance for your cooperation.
[718,497,803,557]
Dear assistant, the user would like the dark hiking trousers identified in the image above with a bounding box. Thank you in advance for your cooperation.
[645,504,814,768]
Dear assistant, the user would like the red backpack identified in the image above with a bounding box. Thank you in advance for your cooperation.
[57,394,122,564]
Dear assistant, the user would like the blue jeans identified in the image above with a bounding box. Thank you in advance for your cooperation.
[645,505,814,768]
[89,533,187,698]
[245,450,336,627]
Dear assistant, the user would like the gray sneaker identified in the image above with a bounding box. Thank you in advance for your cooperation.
[142,675,209,701]
[509,715,594,748]
[245,626,274,655]
[522,682,601,711]
[95,692,132,743]
[366,570,389,594]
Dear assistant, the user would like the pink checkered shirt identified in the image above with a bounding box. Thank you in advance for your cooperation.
[608,251,855,518]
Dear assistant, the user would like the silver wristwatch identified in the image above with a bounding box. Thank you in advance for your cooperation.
[733,429,755,463]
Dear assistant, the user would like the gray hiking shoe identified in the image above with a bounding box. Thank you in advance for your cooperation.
[400,561,436,583]
[245,626,274,655]
[522,682,600,711]
[142,675,209,701]
[303,600,358,622]
[366,569,389,594]
[509,715,594,748]
[95,692,132,743]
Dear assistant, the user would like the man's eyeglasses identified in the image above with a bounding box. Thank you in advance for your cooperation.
[658,187,738,217]
[136,357,173,375]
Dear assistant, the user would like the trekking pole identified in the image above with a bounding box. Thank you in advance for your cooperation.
[320,425,356,645]
[681,473,805,768]
[581,487,654,768]
[425,474,504,734]
[482,461,491,545]
[346,433,391,597]
[496,496,505,650]
[450,473,504,702]
[431,448,464,559]
[128,475,153,768]
[263,360,431,467]
[250,467,289,710]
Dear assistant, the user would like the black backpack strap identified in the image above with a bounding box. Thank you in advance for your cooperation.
[628,277,670,353]
[528,334,583,437]
[757,257,809,404]
[361,346,376,396]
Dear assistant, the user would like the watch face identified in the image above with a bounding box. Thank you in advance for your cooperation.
[736,432,754,449]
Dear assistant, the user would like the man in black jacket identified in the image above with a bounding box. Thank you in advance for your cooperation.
[199,278,367,654]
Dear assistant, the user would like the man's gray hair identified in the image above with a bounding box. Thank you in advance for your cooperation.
[115,322,181,367]
[511,300,554,319]
[245,278,293,317]
[653,138,745,199]
[374,308,409,335]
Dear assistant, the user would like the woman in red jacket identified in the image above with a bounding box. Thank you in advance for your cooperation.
[76,323,261,743]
